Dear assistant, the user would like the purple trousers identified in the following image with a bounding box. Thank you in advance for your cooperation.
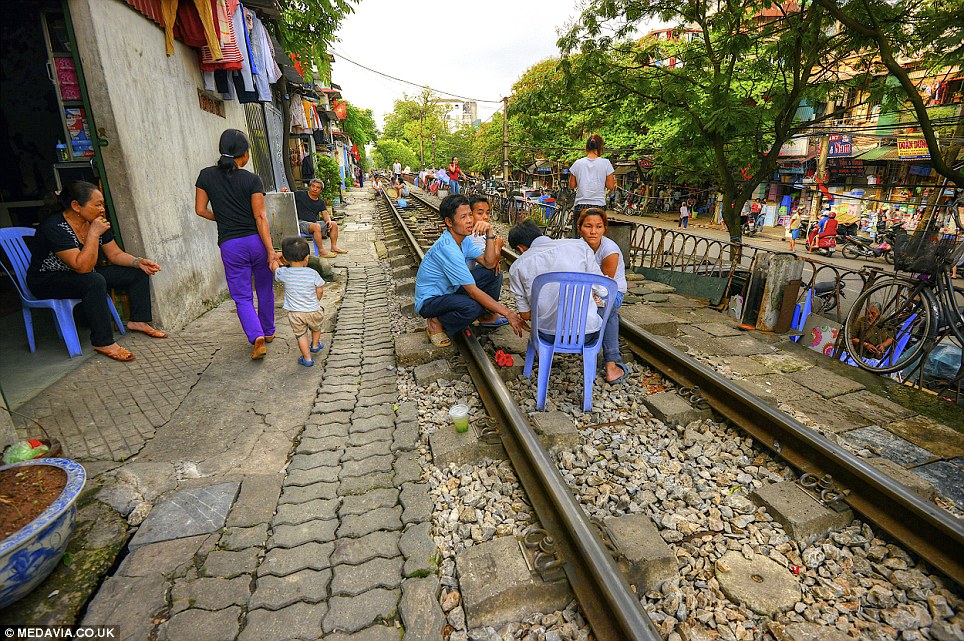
[220,234,275,343]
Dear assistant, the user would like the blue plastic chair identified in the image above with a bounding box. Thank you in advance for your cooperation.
[790,289,813,343]
[0,227,125,358]
[841,313,917,369]
[523,272,617,411]
[301,233,321,257]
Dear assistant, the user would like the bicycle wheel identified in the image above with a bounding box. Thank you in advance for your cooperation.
[884,249,895,265]
[844,279,932,374]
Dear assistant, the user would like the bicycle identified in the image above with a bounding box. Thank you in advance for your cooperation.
[841,197,964,396]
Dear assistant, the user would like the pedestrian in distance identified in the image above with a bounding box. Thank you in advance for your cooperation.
[576,208,630,384]
[393,158,402,183]
[196,128,280,360]
[271,236,325,367]
[678,201,691,229]
[568,134,615,237]
[283,179,347,258]
[448,157,462,195]
[414,194,527,347]
[26,181,166,362]
[755,199,767,231]
[788,208,803,251]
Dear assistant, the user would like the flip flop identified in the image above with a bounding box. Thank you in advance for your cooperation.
[332,248,349,254]
[605,363,630,385]
[477,317,509,328]
[127,325,168,339]
[426,329,452,347]
[310,342,325,353]
[94,345,135,362]
[265,334,275,343]
[251,336,267,360]
[321,251,338,258]
[298,356,314,367]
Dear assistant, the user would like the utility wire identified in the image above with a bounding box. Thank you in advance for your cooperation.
[328,47,503,104]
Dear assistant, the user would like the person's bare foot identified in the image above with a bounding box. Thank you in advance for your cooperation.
[426,317,444,335]
[479,312,501,324]
[127,321,167,338]
[604,361,627,383]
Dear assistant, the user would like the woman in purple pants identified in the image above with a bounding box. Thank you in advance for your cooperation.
[195,129,280,359]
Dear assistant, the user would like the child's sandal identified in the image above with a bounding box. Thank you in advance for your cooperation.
[298,357,314,367]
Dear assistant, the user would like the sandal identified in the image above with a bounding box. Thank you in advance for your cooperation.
[605,363,630,385]
[332,248,349,254]
[426,328,451,347]
[94,345,135,362]
[298,356,314,367]
[264,334,275,343]
[127,325,168,339]
[310,342,325,354]
[321,252,338,258]
[251,336,267,360]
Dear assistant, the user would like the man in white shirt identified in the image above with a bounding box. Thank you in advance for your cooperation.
[392,159,402,182]
[507,219,606,339]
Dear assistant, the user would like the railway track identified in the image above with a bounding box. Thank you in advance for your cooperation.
[378,188,964,639]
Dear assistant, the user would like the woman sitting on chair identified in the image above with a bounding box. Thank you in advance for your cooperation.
[26,181,165,362]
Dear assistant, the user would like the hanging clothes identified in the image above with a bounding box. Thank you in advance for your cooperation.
[229,1,255,91]
[290,95,310,131]
[161,0,221,58]
[232,72,259,104]
[199,0,242,71]
[249,13,281,101]
[302,100,315,130]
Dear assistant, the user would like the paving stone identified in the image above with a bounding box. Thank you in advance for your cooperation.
[219,524,269,551]
[832,390,916,424]
[161,605,240,641]
[286,466,341,487]
[398,521,439,578]
[392,423,420,453]
[269,519,339,549]
[295,435,346,454]
[357,393,398,408]
[341,454,395,479]
[225,476,284,528]
[618,304,680,337]
[867,457,937,502]
[395,402,418,424]
[715,550,801,616]
[274,498,340,526]
[393,451,423,485]
[304,422,350,439]
[701,322,743,337]
[911,461,964,511]
[604,514,678,591]
[399,576,446,641]
[260,541,334,577]
[315,399,357,414]
[337,506,403,538]
[456,536,572,630]
[396,332,457,367]
[340,489,399,516]
[720,356,773,377]
[279,481,339,504]
[529,412,580,451]
[239,602,327,641]
[842,425,937,467]
[307,410,352,427]
[786,367,865,399]
[791,395,874,434]
[130,481,240,548]
[736,374,818,405]
[170,576,251,613]
[323,588,401,634]
[203,548,260,578]
[354,405,395,420]
[331,531,402,566]
[289,450,343,470]
[641,391,704,426]
[338,472,396,496]
[343,442,393,462]
[324,625,403,641]
[886,415,964,460]
[429,428,506,468]
[250,569,332,610]
[331,556,405,596]
[400,483,433,525]
[488,325,530,354]
[349,428,395,447]
[350,416,396,434]
[414,360,457,386]
[751,481,853,542]
[678,333,774,357]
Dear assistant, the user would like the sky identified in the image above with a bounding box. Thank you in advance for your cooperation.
[330,0,587,129]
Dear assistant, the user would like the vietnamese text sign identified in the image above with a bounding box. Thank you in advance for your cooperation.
[828,134,852,158]
[897,135,930,160]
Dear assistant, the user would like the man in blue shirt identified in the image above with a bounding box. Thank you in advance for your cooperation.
[415,194,528,346]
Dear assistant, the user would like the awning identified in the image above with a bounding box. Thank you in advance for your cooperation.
[271,35,303,84]
[855,146,899,161]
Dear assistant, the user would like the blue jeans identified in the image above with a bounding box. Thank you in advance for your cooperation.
[599,291,624,363]
[418,265,502,336]
[449,180,460,195]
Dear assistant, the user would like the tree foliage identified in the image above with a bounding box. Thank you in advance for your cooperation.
[278,0,359,83]
[342,103,379,171]
[372,139,418,171]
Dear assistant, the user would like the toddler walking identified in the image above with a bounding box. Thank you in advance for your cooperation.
[273,237,325,366]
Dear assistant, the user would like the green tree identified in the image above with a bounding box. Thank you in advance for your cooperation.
[342,103,379,171]
[372,139,418,171]
[383,90,449,167]
[313,154,342,201]
[278,0,360,83]
[559,0,847,241]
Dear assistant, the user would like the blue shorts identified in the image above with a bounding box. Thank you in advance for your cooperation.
[791,229,801,239]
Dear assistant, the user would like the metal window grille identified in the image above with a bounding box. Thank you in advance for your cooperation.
[243,104,275,191]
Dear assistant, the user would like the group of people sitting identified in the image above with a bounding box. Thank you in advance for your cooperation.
[413,193,630,385]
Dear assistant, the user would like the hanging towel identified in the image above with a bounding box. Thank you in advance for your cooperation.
[161,0,221,58]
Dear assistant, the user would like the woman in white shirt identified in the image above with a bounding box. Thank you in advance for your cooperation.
[577,208,630,384]
[568,134,615,237]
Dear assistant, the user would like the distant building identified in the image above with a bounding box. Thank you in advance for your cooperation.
[438,99,478,132]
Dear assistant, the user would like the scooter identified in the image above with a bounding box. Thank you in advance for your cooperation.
[811,280,846,313]
[840,234,894,263]
[806,222,836,256]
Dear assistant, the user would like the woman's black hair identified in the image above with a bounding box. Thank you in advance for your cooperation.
[586,134,604,153]
[217,129,250,173]
[41,180,100,218]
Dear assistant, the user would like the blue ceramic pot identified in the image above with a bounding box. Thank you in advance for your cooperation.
[0,458,86,608]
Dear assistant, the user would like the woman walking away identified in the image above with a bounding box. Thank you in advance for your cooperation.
[577,208,630,385]
[196,129,280,360]
[568,135,615,237]
[26,181,166,362]
[679,201,691,228]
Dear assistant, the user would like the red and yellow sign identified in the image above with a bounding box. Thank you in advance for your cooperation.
[897,135,930,161]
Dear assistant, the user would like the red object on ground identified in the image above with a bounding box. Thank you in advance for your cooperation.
[26,439,44,449]
[494,350,515,367]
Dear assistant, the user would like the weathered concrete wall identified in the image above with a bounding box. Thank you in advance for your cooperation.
[70,0,249,330]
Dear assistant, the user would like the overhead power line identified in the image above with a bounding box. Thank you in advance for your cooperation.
[328,47,503,105]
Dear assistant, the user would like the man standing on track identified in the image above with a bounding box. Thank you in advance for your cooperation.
[393,158,402,183]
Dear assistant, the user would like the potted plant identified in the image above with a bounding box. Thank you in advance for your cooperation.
[0,458,86,608]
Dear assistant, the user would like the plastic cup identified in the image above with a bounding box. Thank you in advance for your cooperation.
[448,404,469,433]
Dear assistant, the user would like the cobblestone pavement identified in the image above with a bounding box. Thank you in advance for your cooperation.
[76,194,444,640]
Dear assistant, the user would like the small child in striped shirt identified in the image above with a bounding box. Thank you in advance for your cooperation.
[273,236,325,367]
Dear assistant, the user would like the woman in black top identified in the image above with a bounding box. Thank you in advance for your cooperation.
[26,181,165,362]
[195,129,280,360]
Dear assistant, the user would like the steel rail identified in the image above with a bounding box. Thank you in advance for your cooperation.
[379,192,661,641]
[413,190,964,587]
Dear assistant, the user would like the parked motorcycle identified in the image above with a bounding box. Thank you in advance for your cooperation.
[840,234,894,263]
[811,280,846,313]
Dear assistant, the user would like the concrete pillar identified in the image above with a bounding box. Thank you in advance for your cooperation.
[607,220,633,266]
[758,253,804,332]
[263,191,299,248]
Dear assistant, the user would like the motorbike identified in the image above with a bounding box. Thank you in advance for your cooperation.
[806,221,836,256]
[840,234,894,263]
[811,280,846,313]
